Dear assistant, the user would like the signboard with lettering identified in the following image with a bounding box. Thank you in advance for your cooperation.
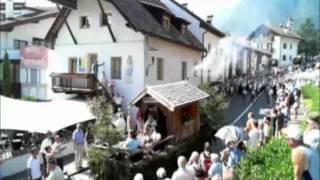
[21,46,48,68]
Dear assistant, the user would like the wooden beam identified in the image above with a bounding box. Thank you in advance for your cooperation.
[96,0,116,42]
[56,3,78,45]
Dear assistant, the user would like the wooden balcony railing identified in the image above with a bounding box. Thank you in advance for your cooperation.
[51,73,97,93]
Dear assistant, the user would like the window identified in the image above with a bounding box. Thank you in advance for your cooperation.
[267,43,271,49]
[0,13,5,20]
[162,16,170,31]
[283,43,287,49]
[156,58,164,80]
[290,44,292,49]
[13,39,28,49]
[0,3,5,10]
[87,53,97,73]
[207,69,211,82]
[181,61,187,80]
[194,62,197,77]
[111,57,122,79]
[30,68,39,84]
[13,2,24,10]
[100,13,112,26]
[80,16,90,28]
[32,38,46,46]
[207,43,211,52]
[181,24,187,35]
[282,55,286,61]
[68,57,77,73]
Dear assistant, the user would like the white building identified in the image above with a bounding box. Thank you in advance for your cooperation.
[248,19,302,67]
[161,0,226,82]
[48,0,204,113]
[0,0,45,20]
[0,7,58,99]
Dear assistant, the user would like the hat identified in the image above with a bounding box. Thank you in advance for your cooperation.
[308,111,320,124]
[76,123,81,128]
[286,126,303,141]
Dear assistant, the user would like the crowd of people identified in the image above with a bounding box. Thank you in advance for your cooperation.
[26,123,94,180]
[132,68,320,180]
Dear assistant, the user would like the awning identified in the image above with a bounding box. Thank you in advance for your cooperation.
[129,82,209,111]
[0,95,95,133]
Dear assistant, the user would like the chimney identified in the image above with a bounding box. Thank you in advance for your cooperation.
[181,3,188,8]
[207,15,213,24]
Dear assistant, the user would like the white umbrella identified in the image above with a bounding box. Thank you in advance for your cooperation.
[215,125,246,143]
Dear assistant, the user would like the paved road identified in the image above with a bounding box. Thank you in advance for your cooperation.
[224,90,271,127]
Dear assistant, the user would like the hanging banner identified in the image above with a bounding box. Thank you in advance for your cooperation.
[21,46,48,68]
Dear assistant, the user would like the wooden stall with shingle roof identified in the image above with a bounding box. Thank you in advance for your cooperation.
[130,81,209,142]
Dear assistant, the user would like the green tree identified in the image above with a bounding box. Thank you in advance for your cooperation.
[199,83,230,131]
[297,18,320,62]
[87,96,129,180]
[2,51,11,97]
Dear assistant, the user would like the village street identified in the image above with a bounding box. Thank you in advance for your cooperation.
[225,90,270,127]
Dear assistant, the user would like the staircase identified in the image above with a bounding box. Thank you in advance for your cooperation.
[45,7,71,47]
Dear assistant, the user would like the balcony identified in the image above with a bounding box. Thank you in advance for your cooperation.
[51,73,97,93]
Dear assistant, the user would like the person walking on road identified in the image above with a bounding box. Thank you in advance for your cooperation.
[72,123,85,170]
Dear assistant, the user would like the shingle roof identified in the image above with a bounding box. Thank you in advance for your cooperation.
[248,24,303,40]
[168,0,226,38]
[130,82,209,111]
[109,0,205,51]
[265,24,303,40]
[139,0,172,13]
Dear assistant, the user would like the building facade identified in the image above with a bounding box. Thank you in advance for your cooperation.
[0,0,44,20]
[0,7,58,99]
[49,0,204,113]
[248,19,302,67]
[161,0,226,83]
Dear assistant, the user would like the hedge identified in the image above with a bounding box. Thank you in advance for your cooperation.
[236,138,293,180]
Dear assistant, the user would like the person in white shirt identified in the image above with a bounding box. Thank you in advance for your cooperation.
[186,151,203,177]
[40,131,52,176]
[171,156,195,180]
[27,147,42,180]
[51,135,65,170]
[247,121,261,148]
[144,114,157,130]
[46,158,64,180]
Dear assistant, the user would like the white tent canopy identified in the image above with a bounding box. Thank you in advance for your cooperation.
[0,95,95,133]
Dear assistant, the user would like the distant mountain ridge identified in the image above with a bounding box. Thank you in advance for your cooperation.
[212,0,320,36]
